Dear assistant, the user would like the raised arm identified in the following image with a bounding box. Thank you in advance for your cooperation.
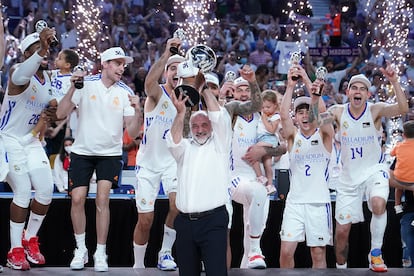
[224,65,262,117]
[170,92,188,144]
[144,37,181,102]
[374,61,409,118]
[8,27,56,96]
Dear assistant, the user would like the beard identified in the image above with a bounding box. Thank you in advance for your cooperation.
[39,63,48,71]
[192,133,211,145]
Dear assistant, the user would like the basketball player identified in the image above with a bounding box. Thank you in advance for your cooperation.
[312,63,409,272]
[132,37,185,270]
[0,28,57,270]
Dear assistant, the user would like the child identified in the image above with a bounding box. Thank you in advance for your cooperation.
[253,90,280,195]
[51,48,80,102]
[21,49,79,146]
[390,120,414,187]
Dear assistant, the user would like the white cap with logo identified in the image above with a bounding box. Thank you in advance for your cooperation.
[177,60,199,78]
[293,96,311,111]
[20,33,40,53]
[347,74,371,90]
[204,73,220,87]
[101,47,133,64]
[233,77,249,88]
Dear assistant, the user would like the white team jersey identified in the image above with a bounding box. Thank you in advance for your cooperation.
[70,74,135,156]
[136,86,177,172]
[50,70,72,102]
[230,113,260,179]
[338,102,385,186]
[0,71,53,138]
[288,129,331,204]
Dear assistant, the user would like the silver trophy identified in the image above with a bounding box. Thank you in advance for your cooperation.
[224,71,237,82]
[35,20,59,47]
[174,44,217,107]
[314,66,328,96]
[170,28,185,55]
[290,51,302,81]
[315,66,328,80]
[185,44,217,73]
[73,65,85,89]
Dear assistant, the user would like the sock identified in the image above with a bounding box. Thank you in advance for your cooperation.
[96,243,106,256]
[133,242,147,268]
[25,212,45,240]
[336,262,347,269]
[248,236,261,256]
[74,233,87,250]
[160,225,176,253]
[10,220,25,249]
[370,212,387,250]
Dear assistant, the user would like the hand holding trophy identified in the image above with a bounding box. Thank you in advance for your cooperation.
[170,28,185,55]
[35,20,59,48]
[290,51,302,81]
[313,66,328,96]
[174,45,217,107]
[224,71,237,82]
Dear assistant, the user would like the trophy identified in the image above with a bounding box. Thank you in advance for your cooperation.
[35,20,59,48]
[175,45,217,107]
[290,51,302,81]
[174,60,202,107]
[224,71,237,82]
[170,28,185,55]
[185,44,217,73]
[73,65,85,89]
[313,66,328,96]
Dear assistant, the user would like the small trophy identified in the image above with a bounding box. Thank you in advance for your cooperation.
[73,65,85,89]
[290,51,302,81]
[314,66,328,96]
[224,71,237,82]
[35,20,59,48]
[170,28,185,55]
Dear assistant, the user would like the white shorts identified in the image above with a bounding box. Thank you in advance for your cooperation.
[230,175,269,233]
[4,136,51,174]
[135,165,177,213]
[3,136,53,206]
[230,175,266,204]
[280,202,333,247]
[335,170,389,225]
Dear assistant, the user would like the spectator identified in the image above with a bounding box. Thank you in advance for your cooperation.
[53,137,74,193]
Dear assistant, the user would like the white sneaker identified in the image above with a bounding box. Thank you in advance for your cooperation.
[157,250,177,271]
[70,248,88,270]
[94,252,108,272]
[247,254,266,269]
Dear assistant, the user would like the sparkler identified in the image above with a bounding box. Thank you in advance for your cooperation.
[363,1,412,147]
[72,0,103,69]
[173,0,218,47]
[363,1,412,67]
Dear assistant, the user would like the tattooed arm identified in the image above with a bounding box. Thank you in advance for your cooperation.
[224,64,262,118]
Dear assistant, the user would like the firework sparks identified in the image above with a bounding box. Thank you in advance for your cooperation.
[73,0,102,68]
[173,0,218,47]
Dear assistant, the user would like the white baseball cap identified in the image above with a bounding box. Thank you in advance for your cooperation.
[165,54,185,71]
[347,74,371,90]
[293,96,311,111]
[177,60,199,78]
[205,73,219,87]
[20,33,40,53]
[233,77,249,88]
[101,47,133,64]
